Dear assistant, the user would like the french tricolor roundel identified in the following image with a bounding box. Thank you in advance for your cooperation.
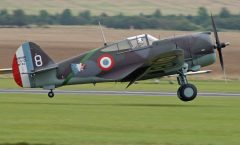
[97,54,114,71]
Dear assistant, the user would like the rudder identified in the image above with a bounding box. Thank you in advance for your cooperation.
[12,42,54,88]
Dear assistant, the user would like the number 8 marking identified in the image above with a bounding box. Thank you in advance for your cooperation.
[34,55,43,67]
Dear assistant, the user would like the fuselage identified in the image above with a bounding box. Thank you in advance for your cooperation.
[54,32,216,87]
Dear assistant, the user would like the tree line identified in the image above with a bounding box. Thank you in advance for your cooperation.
[0,7,239,31]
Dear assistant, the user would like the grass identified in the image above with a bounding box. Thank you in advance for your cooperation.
[0,0,239,16]
[0,93,240,145]
[0,78,240,144]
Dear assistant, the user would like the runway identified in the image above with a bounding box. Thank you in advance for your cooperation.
[0,89,240,97]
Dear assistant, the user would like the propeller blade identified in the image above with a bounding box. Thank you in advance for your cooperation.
[211,14,220,47]
[223,68,228,83]
[218,48,229,83]
[217,48,224,71]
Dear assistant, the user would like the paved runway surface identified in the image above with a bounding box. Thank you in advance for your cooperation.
[0,89,240,97]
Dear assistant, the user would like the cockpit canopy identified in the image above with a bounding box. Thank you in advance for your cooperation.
[101,34,158,52]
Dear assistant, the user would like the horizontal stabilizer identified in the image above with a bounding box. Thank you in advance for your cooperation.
[0,68,12,74]
[21,64,58,74]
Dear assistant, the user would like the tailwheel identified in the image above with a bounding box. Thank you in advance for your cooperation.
[177,84,197,102]
[48,89,54,98]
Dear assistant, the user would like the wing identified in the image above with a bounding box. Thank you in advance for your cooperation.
[185,70,212,75]
[0,68,12,74]
[126,49,184,88]
[144,49,184,78]
[168,70,212,77]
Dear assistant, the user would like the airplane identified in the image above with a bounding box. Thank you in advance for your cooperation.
[0,15,229,102]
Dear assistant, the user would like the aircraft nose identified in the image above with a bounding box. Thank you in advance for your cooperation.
[205,33,215,52]
[195,33,215,55]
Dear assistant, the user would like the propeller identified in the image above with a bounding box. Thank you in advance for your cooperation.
[211,14,230,70]
[210,14,230,81]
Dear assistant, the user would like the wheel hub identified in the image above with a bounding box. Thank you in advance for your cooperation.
[184,87,194,98]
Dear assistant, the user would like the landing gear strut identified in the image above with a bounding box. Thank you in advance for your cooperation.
[177,64,197,102]
[48,89,54,98]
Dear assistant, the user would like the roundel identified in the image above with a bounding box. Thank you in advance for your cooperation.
[97,54,114,71]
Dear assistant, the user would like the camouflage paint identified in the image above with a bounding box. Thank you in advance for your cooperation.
[12,32,216,89]
[62,48,98,85]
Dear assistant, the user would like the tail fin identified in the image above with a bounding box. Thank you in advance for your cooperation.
[12,42,54,88]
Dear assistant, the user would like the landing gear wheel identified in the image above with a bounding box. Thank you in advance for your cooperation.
[48,90,54,98]
[177,84,197,102]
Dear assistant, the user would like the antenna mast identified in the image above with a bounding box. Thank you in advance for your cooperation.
[98,21,107,46]
[173,33,178,49]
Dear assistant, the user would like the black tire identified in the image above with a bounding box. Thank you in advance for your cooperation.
[48,91,54,98]
[177,84,197,102]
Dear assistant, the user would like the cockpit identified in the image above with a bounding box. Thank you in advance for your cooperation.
[101,34,158,52]
[127,34,158,48]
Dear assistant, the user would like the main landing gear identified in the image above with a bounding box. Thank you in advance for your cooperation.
[48,89,54,98]
[177,65,198,102]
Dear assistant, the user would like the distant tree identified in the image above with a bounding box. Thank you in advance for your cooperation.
[197,7,209,19]
[38,10,51,24]
[77,10,92,25]
[216,17,240,30]
[79,10,91,20]
[59,9,76,25]
[116,12,124,18]
[186,14,193,21]
[219,7,231,18]
[195,7,209,25]
[0,9,10,25]
[100,12,108,17]
[97,12,108,25]
[0,9,8,16]
[0,8,238,31]
[152,9,162,18]
[39,10,49,19]
[12,9,27,26]
[139,12,145,17]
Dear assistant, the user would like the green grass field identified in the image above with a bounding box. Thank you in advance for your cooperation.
[0,78,240,145]
[0,0,239,16]
[0,94,240,145]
